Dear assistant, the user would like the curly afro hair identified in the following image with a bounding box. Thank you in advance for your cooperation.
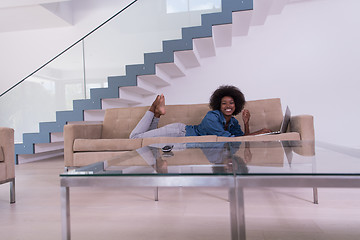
[209,85,245,116]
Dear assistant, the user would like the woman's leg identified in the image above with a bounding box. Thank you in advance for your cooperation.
[130,94,186,139]
[133,123,186,138]
[129,111,159,139]
[130,94,168,139]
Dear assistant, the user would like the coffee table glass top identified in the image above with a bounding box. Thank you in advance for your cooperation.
[61,141,360,177]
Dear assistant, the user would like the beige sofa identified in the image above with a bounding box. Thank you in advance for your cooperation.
[64,98,314,167]
[0,127,15,203]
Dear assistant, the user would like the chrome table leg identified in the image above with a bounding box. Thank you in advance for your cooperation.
[229,187,239,240]
[236,186,246,240]
[313,187,318,204]
[61,186,71,240]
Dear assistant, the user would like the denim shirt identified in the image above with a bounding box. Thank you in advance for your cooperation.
[185,110,244,137]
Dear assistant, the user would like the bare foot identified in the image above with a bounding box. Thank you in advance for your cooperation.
[155,94,166,117]
[149,95,160,113]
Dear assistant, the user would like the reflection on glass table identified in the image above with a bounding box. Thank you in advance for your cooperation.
[63,141,320,176]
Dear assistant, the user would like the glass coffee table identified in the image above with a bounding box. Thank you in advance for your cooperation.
[60,141,360,240]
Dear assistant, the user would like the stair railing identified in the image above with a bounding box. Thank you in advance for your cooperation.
[0,0,222,145]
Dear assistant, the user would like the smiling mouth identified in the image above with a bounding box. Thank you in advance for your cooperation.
[225,109,233,112]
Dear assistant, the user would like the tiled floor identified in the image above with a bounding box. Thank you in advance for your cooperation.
[0,156,360,240]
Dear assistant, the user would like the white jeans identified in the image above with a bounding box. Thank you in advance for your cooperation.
[129,111,186,139]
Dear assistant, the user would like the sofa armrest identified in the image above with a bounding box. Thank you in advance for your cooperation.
[63,124,103,167]
[0,127,15,179]
[290,115,315,141]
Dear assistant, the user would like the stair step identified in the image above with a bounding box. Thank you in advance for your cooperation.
[232,11,253,36]
[83,109,106,121]
[137,74,170,88]
[102,98,140,109]
[119,88,148,102]
[213,24,233,47]
[50,132,64,142]
[121,77,158,97]
[155,62,185,78]
[193,37,216,58]
[68,120,103,124]
[269,0,288,15]
[251,0,274,26]
[35,141,64,154]
[174,50,200,69]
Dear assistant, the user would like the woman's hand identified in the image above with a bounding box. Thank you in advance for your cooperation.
[242,109,250,125]
[256,128,272,134]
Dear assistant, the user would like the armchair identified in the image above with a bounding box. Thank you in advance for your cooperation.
[0,127,15,203]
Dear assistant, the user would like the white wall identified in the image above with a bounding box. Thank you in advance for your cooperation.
[1,0,359,148]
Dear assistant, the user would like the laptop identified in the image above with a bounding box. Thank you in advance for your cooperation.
[255,106,291,136]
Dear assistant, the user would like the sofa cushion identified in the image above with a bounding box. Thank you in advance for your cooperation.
[73,138,142,152]
[235,98,283,133]
[142,135,217,147]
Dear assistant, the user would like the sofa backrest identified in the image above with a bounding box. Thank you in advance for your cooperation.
[236,98,284,133]
[101,98,284,139]
[158,103,211,127]
[102,106,148,139]
[101,104,211,139]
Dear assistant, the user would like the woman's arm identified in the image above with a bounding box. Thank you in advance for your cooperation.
[242,109,272,136]
[242,109,251,135]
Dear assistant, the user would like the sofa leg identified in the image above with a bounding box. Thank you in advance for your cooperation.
[154,187,159,201]
[10,178,15,204]
[313,187,318,204]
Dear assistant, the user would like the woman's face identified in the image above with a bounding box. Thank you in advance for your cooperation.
[220,96,235,117]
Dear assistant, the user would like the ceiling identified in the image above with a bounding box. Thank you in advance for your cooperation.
[0,0,73,32]
[0,0,321,33]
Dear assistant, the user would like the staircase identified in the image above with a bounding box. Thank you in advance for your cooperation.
[15,0,290,163]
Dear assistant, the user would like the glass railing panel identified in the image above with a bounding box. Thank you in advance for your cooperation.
[83,0,221,97]
[0,0,222,144]
[0,43,84,143]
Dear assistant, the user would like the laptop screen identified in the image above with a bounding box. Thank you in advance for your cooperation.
[279,106,291,133]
